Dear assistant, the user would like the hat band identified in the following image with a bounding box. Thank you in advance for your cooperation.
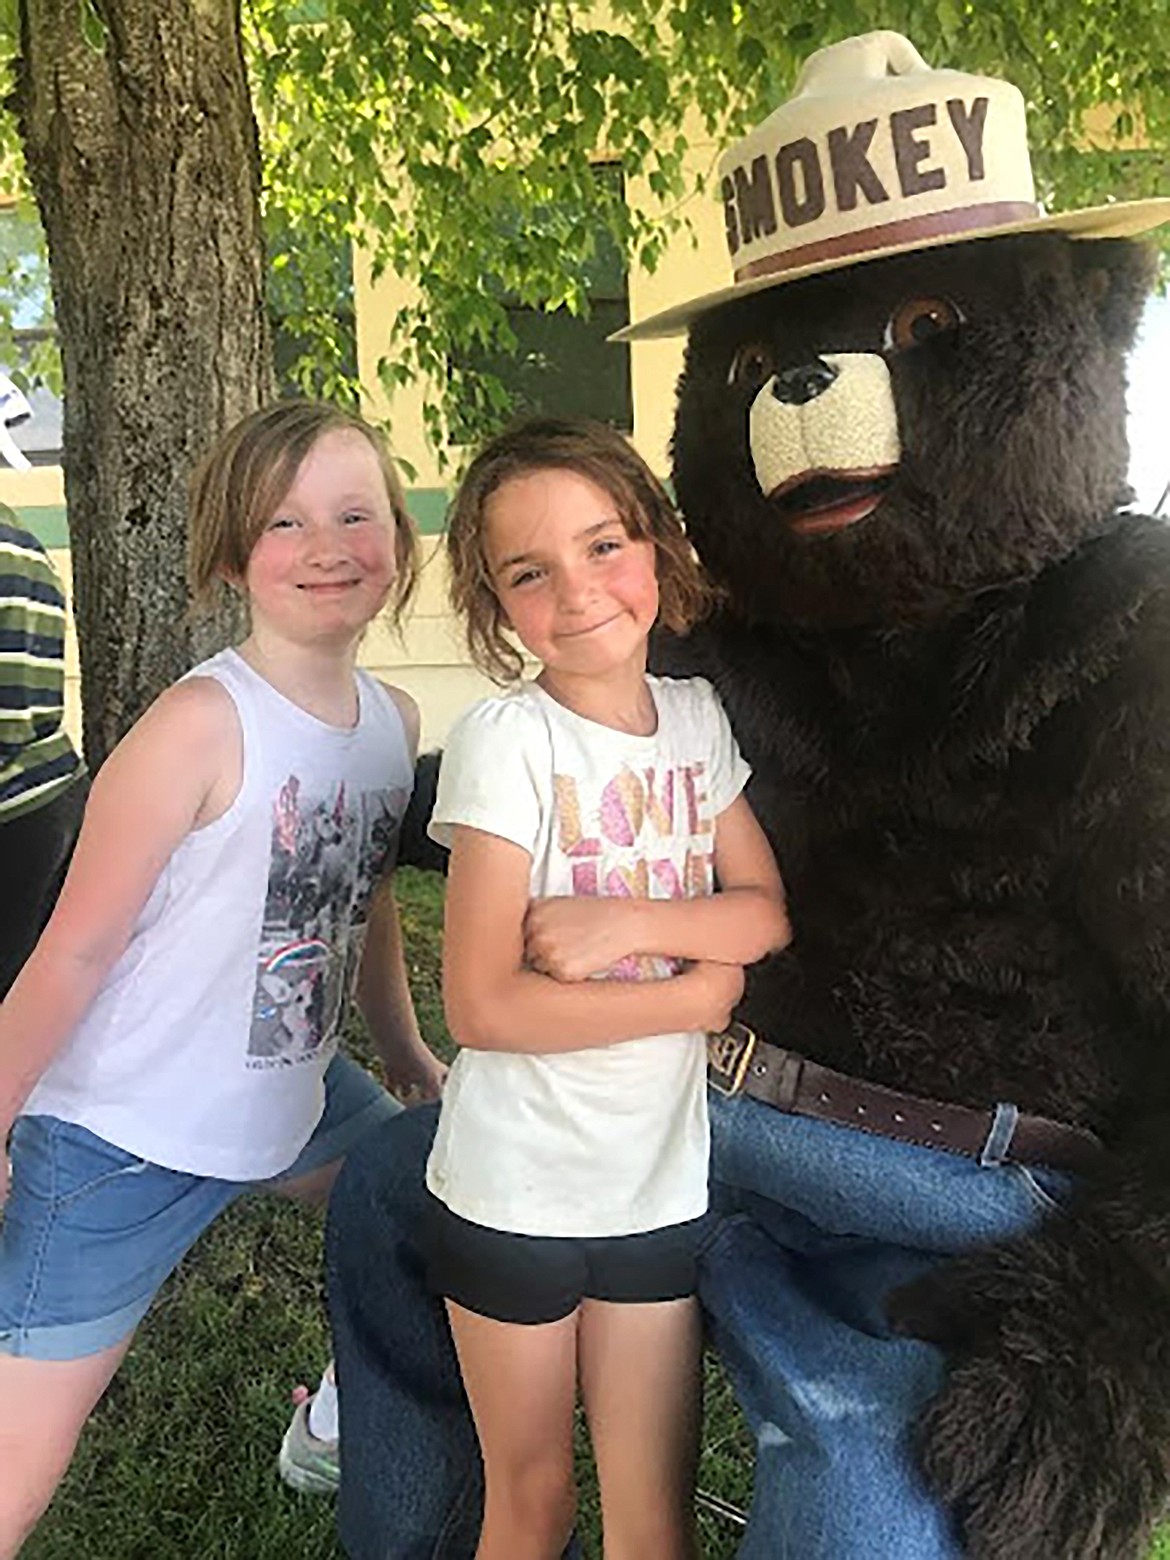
[734,201,1040,282]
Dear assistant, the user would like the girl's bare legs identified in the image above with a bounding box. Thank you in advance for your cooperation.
[0,1337,133,1558]
[0,1157,344,1557]
[578,1296,702,1560]
[445,1301,579,1560]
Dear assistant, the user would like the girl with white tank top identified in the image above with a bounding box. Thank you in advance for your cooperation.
[0,401,445,1547]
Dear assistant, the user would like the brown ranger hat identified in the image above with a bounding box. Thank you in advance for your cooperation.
[615,30,1170,341]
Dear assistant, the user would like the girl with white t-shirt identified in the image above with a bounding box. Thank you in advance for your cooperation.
[428,417,791,1560]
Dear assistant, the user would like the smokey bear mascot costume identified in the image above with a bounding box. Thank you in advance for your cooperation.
[328,32,1170,1560]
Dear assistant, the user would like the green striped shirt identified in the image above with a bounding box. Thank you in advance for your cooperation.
[0,514,84,820]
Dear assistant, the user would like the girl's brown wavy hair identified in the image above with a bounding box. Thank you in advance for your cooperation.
[446,417,714,683]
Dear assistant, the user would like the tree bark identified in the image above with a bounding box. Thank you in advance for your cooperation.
[16,0,271,766]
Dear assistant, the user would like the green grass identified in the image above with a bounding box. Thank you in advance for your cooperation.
[20,866,1169,1557]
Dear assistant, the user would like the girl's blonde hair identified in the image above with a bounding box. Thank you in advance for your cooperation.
[446,417,713,683]
[187,399,419,620]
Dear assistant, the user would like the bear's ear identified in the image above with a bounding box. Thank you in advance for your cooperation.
[1074,237,1158,349]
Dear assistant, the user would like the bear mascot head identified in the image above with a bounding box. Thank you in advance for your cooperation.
[325,30,1170,1560]
[621,29,1170,1560]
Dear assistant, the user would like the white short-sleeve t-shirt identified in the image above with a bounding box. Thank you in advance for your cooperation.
[426,675,750,1238]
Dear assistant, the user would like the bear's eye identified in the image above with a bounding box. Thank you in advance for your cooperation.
[883,297,964,353]
[728,342,775,393]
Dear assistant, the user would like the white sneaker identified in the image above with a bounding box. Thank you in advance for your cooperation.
[278,1396,340,1495]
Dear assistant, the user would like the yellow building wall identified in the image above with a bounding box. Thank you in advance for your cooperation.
[363,535,502,752]
[0,464,64,511]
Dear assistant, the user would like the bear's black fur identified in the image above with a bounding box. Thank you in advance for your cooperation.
[652,230,1170,1559]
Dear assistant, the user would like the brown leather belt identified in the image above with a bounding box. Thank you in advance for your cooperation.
[707,1023,1104,1176]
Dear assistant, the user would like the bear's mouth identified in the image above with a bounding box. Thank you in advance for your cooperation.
[767,466,896,537]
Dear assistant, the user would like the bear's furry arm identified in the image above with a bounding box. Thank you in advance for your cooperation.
[891,557,1170,1560]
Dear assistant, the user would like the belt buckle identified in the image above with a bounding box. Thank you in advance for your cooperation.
[707,1022,757,1096]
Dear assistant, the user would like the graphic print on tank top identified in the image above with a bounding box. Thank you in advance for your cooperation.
[248,774,409,1067]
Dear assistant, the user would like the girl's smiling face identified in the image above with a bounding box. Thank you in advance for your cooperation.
[485,467,659,684]
[242,428,398,646]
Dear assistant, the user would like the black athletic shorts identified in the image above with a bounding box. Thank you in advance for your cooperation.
[421,1191,708,1325]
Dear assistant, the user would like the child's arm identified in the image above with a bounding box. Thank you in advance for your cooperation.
[442,823,744,1054]
[0,679,237,1144]
[355,876,446,1103]
[523,793,790,983]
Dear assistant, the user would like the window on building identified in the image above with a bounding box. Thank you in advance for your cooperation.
[448,163,632,445]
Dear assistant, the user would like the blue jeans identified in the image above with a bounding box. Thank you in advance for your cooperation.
[327,1095,1070,1558]
[1,1053,398,1359]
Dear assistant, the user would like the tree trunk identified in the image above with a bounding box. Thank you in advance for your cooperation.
[16,0,271,767]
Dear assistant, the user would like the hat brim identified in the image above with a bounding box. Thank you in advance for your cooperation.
[612,198,1170,341]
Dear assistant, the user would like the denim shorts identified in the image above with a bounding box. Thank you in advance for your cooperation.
[421,1190,709,1325]
[0,1053,399,1361]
